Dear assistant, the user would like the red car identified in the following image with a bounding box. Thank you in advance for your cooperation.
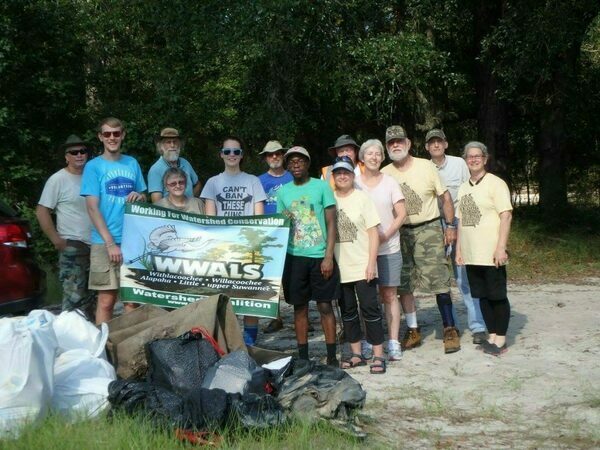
[0,199,45,316]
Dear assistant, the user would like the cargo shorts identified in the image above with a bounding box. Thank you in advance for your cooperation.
[399,219,451,295]
[89,244,121,291]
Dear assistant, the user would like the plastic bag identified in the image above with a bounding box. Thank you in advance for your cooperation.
[230,393,285,428]
[0,310,58,438]
[53,310,109,358]
[146,329,220,395]
[52,348,116,420]
[201,350,266,395]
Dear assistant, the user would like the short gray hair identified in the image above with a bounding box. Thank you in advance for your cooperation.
[463,141,488,159]
[359,138,385,162]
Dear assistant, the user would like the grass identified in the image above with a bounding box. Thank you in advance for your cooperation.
[5,411,366,450]
[507,206,600,282]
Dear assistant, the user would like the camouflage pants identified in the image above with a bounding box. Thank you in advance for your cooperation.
[399,220,451,294]
[58,240,91,311]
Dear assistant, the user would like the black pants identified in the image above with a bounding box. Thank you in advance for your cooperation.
[339,279,384,346]
[479,297,511,336]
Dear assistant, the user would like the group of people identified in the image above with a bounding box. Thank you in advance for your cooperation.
[37,117,513,376]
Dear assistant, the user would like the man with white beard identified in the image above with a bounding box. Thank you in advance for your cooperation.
[148,127,201,203]
[381,125,461,354]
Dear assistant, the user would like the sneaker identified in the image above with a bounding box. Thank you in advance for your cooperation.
[401,327,422,350]
[443,327,461,354]
[472,331,487,345]
[361,339,373,359]
[483,342,507,356]
[387,340,403,361]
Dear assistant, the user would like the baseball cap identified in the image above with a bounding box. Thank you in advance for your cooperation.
[284,146,311,163]
[385,125,407,143]
[332,156,355,173]
[425,129,447,142]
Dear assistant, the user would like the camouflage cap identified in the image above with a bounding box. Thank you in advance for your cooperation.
[385,126,407,143]
[425,129,447,142]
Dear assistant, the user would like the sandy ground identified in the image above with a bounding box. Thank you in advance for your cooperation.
[258,278,600,449]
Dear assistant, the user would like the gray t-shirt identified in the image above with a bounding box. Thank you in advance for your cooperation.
[38,168,92,244]
[200,171,266,216]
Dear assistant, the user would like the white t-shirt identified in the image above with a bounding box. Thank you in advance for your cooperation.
[334,189,381,283]
[200,171,266,216]
[38,168,92,244]
[355,173,404,255]
[433,154,470,207]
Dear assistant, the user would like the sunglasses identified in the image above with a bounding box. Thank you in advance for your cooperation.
[335,155,353,163]
[166,180,186,187]
[66,149,87,156]
[101,130,123,138]
[221,148,242,156]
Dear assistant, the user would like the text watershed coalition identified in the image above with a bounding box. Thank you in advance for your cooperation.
[130,288,274,309]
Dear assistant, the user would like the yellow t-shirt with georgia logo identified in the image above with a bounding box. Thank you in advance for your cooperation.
[333,189,380,283]
[381,157,446,225]
[457,173,513,266]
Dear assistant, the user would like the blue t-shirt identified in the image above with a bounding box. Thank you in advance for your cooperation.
[277,178,336,258]
[258,171,293,214]
[147,157,199,198]
[80,154,147,244]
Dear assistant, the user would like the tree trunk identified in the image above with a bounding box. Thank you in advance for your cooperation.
[538,106,567,211]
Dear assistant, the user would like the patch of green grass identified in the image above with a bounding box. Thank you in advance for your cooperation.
[5,411,365,450]
[508,206,600,282]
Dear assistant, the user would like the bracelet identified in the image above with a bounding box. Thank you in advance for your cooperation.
[106,242,116,248]
[446,224,457,229]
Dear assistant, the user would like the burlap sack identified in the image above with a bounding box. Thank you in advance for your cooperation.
[107,294,246,379]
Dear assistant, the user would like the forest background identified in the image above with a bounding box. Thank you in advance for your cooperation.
[1,0,599,268]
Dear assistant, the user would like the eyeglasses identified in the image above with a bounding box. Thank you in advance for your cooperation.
[266,151,285,158]
[66,149,87,156]
[221,148,242,156]
[287,158,308,166]
[101,130,122,138]
[466,155,485,160]
[166,180,186,187]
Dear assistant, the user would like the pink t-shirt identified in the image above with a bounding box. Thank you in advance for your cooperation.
[355,173,404,255]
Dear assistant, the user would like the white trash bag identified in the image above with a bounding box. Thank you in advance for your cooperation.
[52,348,116,420]
[0,310,58,438]
[52,310,109,357]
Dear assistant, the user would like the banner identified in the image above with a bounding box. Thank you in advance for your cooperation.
[119,203,290,319]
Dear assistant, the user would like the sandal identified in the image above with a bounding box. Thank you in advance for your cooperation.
[340,353,367,369]
[370,356,386,374]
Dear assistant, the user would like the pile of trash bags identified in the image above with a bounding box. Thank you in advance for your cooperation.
[0,309,116,438]
[1,295,367,441]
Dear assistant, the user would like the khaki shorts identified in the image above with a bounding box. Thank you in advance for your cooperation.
[399,220,451,295]
[89,244,121,291]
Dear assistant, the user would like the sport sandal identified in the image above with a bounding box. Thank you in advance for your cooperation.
[340,353,367,369]
[370,356,386,374]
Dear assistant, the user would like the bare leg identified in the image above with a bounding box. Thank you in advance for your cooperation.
[399,293,416,313]
[317,302,337,344]
[380,286,401,341]
[294,304,309,344]
[96,290,117,324]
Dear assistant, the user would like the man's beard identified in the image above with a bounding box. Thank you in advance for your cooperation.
[268,160,283,170]
[163,150,180,162]
[388,148,409,162]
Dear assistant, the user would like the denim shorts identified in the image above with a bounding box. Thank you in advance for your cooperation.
[376,252,402,287]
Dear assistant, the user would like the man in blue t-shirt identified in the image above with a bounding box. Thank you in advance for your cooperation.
[257,140,293,334]
[147,127,201,203]
[81,117,147,324]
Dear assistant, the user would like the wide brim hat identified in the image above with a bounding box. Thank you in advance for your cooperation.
[328,134,359,157]
[155,127,182,143]
[259,140,286,155]
[58,134,93,152]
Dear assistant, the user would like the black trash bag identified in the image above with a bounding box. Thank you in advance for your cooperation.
[146,329,220,395]
[264,357,295,393]
[201,350,268,395]
[184,387,231,430]
[108,379,186,428]
[230,393,286,428]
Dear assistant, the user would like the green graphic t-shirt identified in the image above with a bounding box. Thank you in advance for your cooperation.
[277,178,336,258]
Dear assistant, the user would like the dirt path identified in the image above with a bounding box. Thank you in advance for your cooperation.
[259,278,600,449]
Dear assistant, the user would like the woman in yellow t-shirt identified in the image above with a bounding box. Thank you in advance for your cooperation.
[456,142,513,356]
[332,156,386,374]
